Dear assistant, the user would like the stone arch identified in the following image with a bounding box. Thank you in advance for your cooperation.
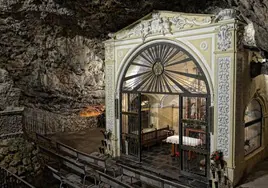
[116,38,214,100]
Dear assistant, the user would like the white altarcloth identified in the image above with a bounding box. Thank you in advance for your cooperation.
[166,135,202,146]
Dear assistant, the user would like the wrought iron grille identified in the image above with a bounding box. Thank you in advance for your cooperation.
[119,42,211,181]
[121,42,208,94]
[121,93,141,160]
[0,167,35,188]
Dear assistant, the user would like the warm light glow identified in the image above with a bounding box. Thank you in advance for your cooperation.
[79,105,105,117]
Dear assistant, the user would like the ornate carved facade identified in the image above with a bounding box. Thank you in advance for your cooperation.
[104,10,268,187]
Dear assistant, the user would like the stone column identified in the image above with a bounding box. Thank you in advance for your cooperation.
[104,41,118,157]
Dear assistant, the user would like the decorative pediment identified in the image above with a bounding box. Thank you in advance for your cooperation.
[110,11,214,41]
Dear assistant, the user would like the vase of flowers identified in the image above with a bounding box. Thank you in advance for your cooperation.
[211,150,224,168]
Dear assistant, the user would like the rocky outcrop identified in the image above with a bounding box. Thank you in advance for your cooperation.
[0,0,268,117]
[0,0,105,114]
[0,107,24,135]
[0,69,21,111]
[226,0,268,53]
[0,137,43,178]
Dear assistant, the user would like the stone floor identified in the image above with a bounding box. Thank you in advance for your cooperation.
[118,143,207,187]
[237,158,268,188]
[141,143,181,179]
[48,127,105,154]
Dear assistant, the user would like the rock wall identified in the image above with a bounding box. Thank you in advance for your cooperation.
[0,136,43,178]
[0,69,21,111]
[226,0,268,52]
[1,0,268,132]
[0,0,105,114]
[0,108,24,135]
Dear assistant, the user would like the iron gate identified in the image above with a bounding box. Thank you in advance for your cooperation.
[179,96,210,181]
[119,42,211,180]
[120,93,141,161]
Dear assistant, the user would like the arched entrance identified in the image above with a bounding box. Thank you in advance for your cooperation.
[119,42,211,180]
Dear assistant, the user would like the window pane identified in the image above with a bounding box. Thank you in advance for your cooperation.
[244,100,262,123]
[244,122,261,155]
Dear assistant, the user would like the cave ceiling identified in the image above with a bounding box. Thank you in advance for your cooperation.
[0,0,268,112]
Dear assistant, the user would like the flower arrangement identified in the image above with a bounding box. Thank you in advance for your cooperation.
[211,150,223,165]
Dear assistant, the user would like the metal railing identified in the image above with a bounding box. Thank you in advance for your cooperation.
[0,166,35,188]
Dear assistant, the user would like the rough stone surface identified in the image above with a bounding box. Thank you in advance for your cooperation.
[0,69,21,110]
[226,0,268,52]
[1,0,268,130]
[0,108,24,135]
[0,137,43,179]
[0,0,227,115]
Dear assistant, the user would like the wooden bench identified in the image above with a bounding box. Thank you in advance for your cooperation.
[97,170,134,188]
[141,125,174,148]
[117,163,190,188]
[56,142,108,171]
[40,146,97,186]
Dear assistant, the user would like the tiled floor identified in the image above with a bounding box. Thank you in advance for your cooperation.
[141,143,181,179]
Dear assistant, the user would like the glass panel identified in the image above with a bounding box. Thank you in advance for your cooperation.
[181,97,207,149]
[245,122,261,155]
[244,100,262,123]
[182,97,207,121]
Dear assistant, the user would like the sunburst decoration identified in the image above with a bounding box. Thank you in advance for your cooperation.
[122,43,208,94]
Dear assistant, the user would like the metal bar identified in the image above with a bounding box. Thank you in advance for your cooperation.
[164,72,191,94]
[206,97,210,179]
[120,90,208,97]
[0,167,35,188]
[123,71,151,81]
[120,92,123,154]
[165,69,205,80]
[121,111,138,115]
[165,58,191,67]
[163,48,180,65]
[138,93,142,162]
[179,96,183,172]
[132,73,154,92]
[131,62,151,68]
[245,118,262,127]
[180,145,209,154]
[140,53,154,65]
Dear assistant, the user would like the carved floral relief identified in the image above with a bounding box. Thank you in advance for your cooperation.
[217,57,231,157]
[115,13,212,41]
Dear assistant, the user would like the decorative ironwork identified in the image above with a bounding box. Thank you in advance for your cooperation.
[120,42,211,181]
[121,93,141,161]
[121,43,208,94]
[0,166,35,188]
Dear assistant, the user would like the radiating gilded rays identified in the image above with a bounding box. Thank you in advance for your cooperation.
[122,43,207,94]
